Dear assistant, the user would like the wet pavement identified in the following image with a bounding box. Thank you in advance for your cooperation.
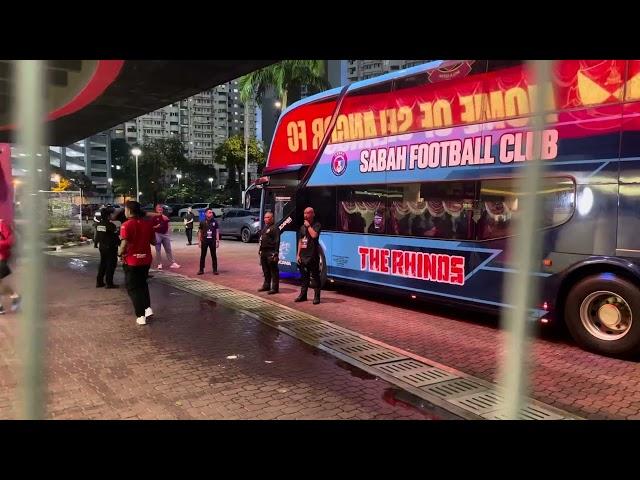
[0,254,451,420]
[151,234,640,420]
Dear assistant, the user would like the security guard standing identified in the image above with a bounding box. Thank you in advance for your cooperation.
[258,211,280,294]
[295,206,322,304]
[95,206,120,288]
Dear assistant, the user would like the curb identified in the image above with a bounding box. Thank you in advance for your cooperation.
[44,240,93,252]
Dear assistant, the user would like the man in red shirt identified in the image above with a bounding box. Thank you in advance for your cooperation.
[0,219,20,314]
[118,201,157,325]
[151,204,180,270]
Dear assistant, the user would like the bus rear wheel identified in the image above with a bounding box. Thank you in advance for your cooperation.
[565,273,640,358]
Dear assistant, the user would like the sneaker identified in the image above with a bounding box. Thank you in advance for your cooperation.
[213,271,219,275]
[0,305,5,315]
[136,316,147,325]
[258,286,270,292]
[170,263,181,269]
[145,307,154,318]
[96,283,105,288]
[157,264,163,270]
[105,284,119,289]
[268,290,279,295]
[197,270,204,275]
[10,296,20,312]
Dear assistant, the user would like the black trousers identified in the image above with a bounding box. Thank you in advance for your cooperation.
[260,252,279,291]
[124,264,151,317]
[299,257,321,297]
[97,247,117,286]
[200,241,218,272]
[185,227,193,244]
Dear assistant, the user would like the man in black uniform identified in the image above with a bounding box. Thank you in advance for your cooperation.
[197,208,220,275]
[258,211,280,294]
[184,206,195,245]
[295,206,322,304]
[94,206,120,288]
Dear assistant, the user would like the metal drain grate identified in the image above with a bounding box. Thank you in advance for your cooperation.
[270,311,307,323]
[422,378,489,399]
[323,336,363,348]
[350,349,408,366]
[282,321,345,342]
[377,360,458,387]
[449,391,504,415]
[321,338,408,366]
[482,405,565,420]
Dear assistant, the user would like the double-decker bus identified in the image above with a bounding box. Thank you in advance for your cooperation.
[249,60,640,358]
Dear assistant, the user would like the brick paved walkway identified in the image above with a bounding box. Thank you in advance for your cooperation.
[0,255,442,420]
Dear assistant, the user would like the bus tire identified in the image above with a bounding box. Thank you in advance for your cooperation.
[564,273,640,358]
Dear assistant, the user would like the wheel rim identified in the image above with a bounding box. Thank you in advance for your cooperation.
[579,290,633,341]
[241,229,249,242]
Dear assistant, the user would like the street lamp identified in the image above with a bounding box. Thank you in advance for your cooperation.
[131,147,142,202]
[107,177,113,202]
[176,173,182,186]
[274,100,282,109]
[208,177,213,192]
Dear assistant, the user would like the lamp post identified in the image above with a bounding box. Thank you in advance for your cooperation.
[243,114,249,206]
[209,177,213,192]
[131,147,141,202]
[177,173,182,186]
[107,177,113,202]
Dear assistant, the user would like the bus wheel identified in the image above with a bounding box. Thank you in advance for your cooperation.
[565,273,640,358]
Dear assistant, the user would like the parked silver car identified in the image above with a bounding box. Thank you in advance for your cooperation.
[178,202,226,218]
[218,208,261,243]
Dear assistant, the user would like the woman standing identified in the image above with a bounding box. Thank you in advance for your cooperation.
[118,201,156,326]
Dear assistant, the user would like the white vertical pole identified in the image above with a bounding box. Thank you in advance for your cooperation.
[15,60,46,419]
[498,60,553,419]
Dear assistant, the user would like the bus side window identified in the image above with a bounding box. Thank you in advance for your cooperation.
[475,177,575,241]
[389,181,477,240]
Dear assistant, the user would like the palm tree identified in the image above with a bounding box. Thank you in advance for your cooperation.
[239,60,328,110]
